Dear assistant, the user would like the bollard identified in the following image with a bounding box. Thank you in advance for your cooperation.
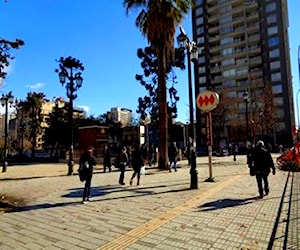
[2,160,8,173]
[190,150,198,189]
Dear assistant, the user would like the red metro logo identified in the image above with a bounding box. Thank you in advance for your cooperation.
[196,90,219,112]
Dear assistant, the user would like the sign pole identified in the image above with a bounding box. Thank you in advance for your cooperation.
[205,112,214,182]
[196,90,219,183]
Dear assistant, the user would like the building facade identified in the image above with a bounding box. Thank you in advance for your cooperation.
[108,107,133,127]
[193,0,294,147]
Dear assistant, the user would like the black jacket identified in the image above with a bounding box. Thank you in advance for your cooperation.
[79,151,97,175]
[252,146,275,174]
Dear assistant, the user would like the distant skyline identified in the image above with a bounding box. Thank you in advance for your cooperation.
[1,1,300,124]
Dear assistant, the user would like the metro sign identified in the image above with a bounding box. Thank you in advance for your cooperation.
[196,90,219,112]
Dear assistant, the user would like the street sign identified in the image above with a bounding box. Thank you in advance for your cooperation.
[196,90,219,112]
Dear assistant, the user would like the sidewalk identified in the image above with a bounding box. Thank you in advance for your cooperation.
[0,154,296,249]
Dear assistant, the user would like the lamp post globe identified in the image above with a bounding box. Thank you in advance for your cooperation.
[56,57,84,176]
[176,26,199,189]
[0,91,14,172]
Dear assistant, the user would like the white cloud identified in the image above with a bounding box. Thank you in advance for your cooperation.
[77,105,90,113]
[0,62,14,86]
[26,82,45,89]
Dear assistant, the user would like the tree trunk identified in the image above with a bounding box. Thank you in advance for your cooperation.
[157,46,168,169]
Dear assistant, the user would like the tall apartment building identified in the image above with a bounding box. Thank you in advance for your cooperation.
[192,0,294,146]
[108,107,132,127]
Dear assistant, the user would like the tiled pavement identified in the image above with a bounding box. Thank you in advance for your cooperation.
[0,154,296,250]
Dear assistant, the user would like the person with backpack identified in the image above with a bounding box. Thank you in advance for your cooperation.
[117,146,128,185]
[79,146,97,204]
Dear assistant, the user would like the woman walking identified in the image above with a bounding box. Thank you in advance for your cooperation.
[130,144,144,186]
[79,146,97,204]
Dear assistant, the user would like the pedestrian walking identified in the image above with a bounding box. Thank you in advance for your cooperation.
[232,143,238,161]
[103,145,111,173]
[79,146,97,204]
[117,146,128,185]
[129,144,144,186]
[140,143,148,165]
[169,142,178,172]
[148,144,155,166]
[185,143,191,165]
[251,140,276,199]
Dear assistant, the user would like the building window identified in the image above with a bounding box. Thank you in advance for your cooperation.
[271,72,281,82]
[270,61,280,70]
[219,5,232,14]
[269,49,280,58]
[223,69,236,77]
[197,36,204,44]
[222,47,233,56]
[278,122,286,130]
[222,58,235,66]
[267,14,277,24]
[226,91,236,98]
[268,37,279,47]
[220,26,233,34]
[220,15,232,24]
[198,56,205,64]
[196,16,203,25]
[223,80,236,87]
[198,67,205,74]
[266,3,276,13]
[236,68,248,76]
[221,37,233,45]
[195,0,203,5]
[268,26,278,36]
[199,76,206,83]
[197,26,204,34]
[274,97,283,106]
[272,84,282,94]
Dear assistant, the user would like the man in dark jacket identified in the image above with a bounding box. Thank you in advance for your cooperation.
[79,146,97,204]
[129,144,144,186]
[103,145,111,173]
[252,140,276,199]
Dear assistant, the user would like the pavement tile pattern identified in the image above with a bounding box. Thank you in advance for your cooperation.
[0,154,297,250]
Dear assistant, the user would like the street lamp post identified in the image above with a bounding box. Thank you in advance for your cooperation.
[177,27,199,149]
[243,91,250,141]
[177,27,199,189]
[56,57,83,176]
[0,91,14,172]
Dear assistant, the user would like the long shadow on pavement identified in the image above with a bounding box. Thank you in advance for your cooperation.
[198,197,257,212]
[7,183,190,213]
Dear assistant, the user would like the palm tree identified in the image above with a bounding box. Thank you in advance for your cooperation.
[124,0,192,169]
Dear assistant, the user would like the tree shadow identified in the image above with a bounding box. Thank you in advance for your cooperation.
[198,197,258,212]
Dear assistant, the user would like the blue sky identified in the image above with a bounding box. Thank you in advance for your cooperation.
[1,0,300,124]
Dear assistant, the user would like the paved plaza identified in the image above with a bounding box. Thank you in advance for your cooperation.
[0,154,299,249]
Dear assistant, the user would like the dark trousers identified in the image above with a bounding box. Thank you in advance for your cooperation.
[103,162,111,173]
[119,163,126,184]
[256,173,269,196]
[83,174,92,201]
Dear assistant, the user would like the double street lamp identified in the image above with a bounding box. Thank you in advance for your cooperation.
[0,91,14,172]
[243,91,250,141]
[56,57,84,175]
[177,26,199,149]
[177,27,199,189]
